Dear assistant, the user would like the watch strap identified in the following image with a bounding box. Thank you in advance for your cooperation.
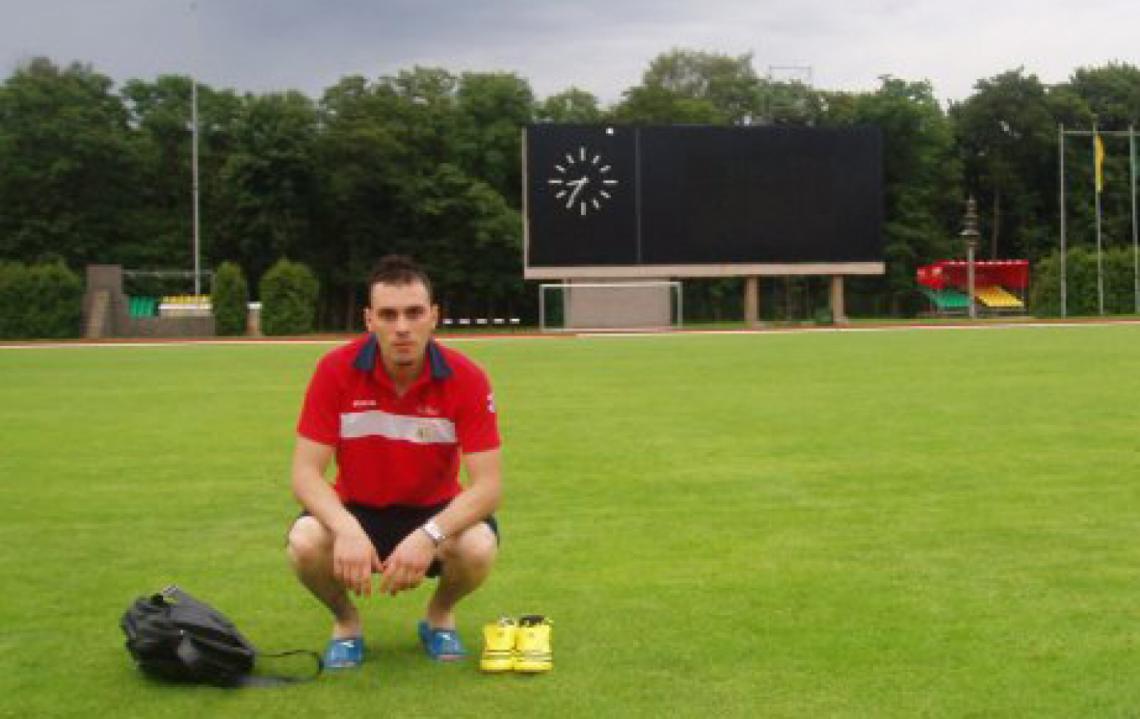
[421,519,446,545]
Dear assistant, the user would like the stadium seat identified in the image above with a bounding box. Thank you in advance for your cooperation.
[127,296,160,318]
[920,287,971,311]
[975,286,1024,309]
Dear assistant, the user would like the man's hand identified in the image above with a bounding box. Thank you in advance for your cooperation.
[333,527,383,597]
[379,529,436,596]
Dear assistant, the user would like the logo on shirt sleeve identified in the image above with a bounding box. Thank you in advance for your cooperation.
[487,393,496,414]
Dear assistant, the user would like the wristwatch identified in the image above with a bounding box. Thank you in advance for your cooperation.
[421,519,446,546]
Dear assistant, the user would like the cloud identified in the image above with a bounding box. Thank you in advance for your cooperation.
[2,0,1138,104]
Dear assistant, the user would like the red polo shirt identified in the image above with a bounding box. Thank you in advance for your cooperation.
[296,335,500,508]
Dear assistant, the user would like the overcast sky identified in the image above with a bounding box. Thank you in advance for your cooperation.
[1,0,1137,105]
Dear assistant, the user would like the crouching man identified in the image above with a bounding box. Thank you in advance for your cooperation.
[287,255,502,668]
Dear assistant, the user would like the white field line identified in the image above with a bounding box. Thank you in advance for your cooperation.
[0,335,564,350]
[0,319,1137,350]
[578,319,1140,338]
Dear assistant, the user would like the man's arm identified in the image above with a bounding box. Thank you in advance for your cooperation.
[378,448,502,595]
[428,448,503,539]
[292,436,382,596]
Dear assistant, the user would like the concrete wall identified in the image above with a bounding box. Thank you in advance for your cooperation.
[83,265,215,338]
[122,316,216,338]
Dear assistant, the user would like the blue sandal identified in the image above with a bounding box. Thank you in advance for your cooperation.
[417,620,467,661]
[323,636,364,669]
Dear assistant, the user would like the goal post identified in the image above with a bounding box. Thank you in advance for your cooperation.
[539,280,683,332]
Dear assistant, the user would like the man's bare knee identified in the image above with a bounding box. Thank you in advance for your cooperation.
[287,516,333,568]
[441,523,497,570]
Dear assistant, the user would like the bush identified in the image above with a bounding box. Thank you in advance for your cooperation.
[1032,246,1138,316]
[211,262,249,336]
[0,261,82,339]
[259,259,319,336]
[1104,247,1138,314]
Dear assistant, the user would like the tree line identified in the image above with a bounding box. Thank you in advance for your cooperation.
[2,50,1138,326]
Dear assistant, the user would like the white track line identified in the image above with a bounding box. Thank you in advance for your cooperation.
[579,319,1140,338]
[0,319,1136,350]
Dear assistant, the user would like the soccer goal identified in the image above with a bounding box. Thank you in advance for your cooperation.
[539,280,683,332]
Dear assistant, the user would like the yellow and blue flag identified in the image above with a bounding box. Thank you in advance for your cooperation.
[1094,134,1106,193]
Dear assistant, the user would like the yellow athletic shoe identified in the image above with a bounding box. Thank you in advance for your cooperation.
[480,617,518,673]
[514,615,553,673]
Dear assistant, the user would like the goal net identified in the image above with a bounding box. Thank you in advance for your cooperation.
[539,281,683,332]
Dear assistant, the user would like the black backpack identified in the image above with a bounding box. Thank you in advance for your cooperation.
[120,585,320,687]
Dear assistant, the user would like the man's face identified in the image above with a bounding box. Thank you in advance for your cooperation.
[364,280,438,370]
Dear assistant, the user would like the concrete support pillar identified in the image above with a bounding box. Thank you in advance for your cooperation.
[829,275,847,324]
[744,276,760,326]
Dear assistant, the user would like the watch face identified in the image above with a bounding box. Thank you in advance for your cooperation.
[547,145,619,217]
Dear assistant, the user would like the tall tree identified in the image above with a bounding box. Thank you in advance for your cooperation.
[313,75,409,327]
[119,75,243,270]
[1065,63,1140,251]
[0,58,137,267]
[640,48,761,124]
[1067,62,1140,130]
[214,91,320,283]
[396,163,522,319]
[454,72,535,207]
[824,77,961,313]
[614,48,763,124]
[950,69,1061,260]
[536,88,603,123]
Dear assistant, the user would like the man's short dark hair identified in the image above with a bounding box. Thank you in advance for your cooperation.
[367,255,433,304]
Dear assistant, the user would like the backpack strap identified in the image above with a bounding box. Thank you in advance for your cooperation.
[238,650,324,687]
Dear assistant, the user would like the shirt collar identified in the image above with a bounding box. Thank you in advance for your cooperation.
[353,335,453,381]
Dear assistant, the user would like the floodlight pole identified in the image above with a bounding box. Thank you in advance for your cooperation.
[961,196,980,320]
[1058,123,1067,318]
[190,1,202,298]
[191,79,201,297]
[1131,125,1138,313]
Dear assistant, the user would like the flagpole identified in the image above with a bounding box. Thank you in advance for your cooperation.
[1131,124,1138,313]
[1059,123,1067,318]
[1094,122,1104,315]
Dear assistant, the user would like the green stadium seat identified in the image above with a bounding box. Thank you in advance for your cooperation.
[920,287,971,311]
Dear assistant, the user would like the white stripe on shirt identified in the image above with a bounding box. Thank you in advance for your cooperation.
[340,409,457,445]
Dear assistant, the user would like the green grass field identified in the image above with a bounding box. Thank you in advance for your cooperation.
[1,325,1138,717]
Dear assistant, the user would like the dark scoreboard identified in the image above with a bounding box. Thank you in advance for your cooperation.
[524,124,883,270]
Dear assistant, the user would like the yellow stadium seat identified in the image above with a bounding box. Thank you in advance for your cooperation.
[975,286,1024,309]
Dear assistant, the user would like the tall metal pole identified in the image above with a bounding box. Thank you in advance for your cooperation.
[1093,121,1104,315]
[967,242,977,319]
[191,78,200,297]
[190,1,201,298]
[1059,124,1067,317]
[1131,125,1138,313]
[538,284,545,332]
[961,197,980,320]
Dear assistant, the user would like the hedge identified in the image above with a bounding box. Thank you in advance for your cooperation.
[211,261,249,336]
[1031,246,1139,316]
[259,259,319,336]
[0,261,83,339]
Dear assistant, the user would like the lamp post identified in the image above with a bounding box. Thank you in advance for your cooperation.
[960,196,980,320]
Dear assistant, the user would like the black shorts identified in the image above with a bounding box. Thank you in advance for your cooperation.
[294,501,499,578]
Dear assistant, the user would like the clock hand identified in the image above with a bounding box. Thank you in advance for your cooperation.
[566,176,589,207]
